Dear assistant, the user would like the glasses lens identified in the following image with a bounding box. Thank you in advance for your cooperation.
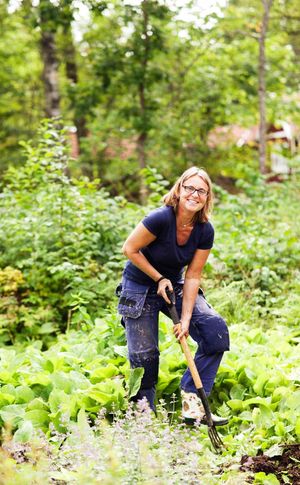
[183,185,194,194]
[183,185,208,196]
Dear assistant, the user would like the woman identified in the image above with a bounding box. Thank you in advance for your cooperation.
[117,167,230,424]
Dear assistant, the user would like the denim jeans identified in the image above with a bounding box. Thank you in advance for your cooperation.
[117,276,230,411]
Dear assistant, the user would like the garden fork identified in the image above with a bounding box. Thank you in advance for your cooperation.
[166,289,224,452]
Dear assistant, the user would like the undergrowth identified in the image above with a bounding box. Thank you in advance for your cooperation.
[0,123,299,483]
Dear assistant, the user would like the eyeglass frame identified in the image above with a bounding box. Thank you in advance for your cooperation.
[182,184,209,197]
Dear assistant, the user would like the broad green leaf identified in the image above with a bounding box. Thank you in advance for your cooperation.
[13,420,34,443]
[25,373,51,386]
[252,405,273,429]
[282,390,300,411]
[48,389,68,413]
[0,392,15,406]
[89,364,120,383]
[0,404,26,426]
[76,408,89,429]
[127,368,144,399]
[253,472,280,484]
[24,409,50,429]
[27,397,49,411]
[264,444,284,458]
[38,322,58,334]
[295,417,300,437]
[0,384,16,396]
[227,399,244,411]
[253,374,268,396]
[50,371,90,393]
[0,371,18,385]
[42,360,54,373]
[113,345,128,358]
[243,397,272,408]
[275,421,285,437]
[86,379,126,411]
[15,385,35,404]
[230,384,246,400]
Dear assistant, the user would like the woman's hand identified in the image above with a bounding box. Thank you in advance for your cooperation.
[173,320,190,341]
[157,278,173,303]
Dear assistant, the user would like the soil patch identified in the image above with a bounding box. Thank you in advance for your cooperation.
[240,443,300,484]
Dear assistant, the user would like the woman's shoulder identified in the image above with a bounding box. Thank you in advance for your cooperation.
[144,205,174,222]
[195,219,214,249]
[142,205,173,235]
[199,220,214,232]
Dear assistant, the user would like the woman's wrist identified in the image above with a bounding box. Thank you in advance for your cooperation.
[156,276,167,284]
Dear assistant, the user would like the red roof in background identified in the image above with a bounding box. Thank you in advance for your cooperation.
[207,121,299,148]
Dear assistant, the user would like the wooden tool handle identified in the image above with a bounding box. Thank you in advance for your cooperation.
[166,288,204,390]
[179,335,203,389]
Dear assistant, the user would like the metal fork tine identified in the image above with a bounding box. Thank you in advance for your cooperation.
[208,426,224,451]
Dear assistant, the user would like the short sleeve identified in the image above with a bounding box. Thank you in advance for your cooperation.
[142,207,169,236]
[198,222,214,250]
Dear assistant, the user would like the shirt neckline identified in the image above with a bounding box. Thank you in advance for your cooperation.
[171,208,196,247]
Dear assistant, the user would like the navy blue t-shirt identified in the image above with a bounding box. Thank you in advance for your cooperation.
[124,206,214,286]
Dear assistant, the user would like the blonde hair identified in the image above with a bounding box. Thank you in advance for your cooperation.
[163,166,213,223]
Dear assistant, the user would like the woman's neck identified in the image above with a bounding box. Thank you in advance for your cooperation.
[176,208,194,228]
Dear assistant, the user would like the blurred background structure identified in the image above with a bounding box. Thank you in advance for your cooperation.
[1,0,299,200]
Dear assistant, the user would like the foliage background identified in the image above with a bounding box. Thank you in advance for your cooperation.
[1,0,299,189]
[0,0,300,482]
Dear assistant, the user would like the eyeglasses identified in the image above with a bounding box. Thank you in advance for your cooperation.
[182,185,209,197]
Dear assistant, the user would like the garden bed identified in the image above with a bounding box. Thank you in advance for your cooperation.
[241,444,300,484]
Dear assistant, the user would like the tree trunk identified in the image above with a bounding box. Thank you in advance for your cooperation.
[137,0,150,204]
[258,0,273,174]
[40,31,60,118]
[40,1,60,118]
[62,10,88,144]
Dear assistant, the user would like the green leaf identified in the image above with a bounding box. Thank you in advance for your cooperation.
[24,409,50,430]
[113,345,128,358]
[295,417,300,437]
[253,374,268,396]
[27,397,49,411]
[89,364,120,383]
[42,360,55,373]
[15,385,35,404]
[230,384,246,400]
[254,472,280,484]
[13,420,34,443]
[86,379,126,411]
[127,368,144,399]
[275,421,285,437]
[264,444,284,458]
[25,373,51,386]
[0,392,16,406]
[227,399,244,411]
[243,397,272,408]
[0,404,26,427]
[48,389,68,413]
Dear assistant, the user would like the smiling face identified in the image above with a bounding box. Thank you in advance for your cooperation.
[178,175,209,215]
[163,166,213,222]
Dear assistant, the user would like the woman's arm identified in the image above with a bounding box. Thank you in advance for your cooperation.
[174,248,210,340]
[123,222,174,298]
[122,222,162,282]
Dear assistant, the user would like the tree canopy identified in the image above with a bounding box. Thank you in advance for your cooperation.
[0,0,299,194]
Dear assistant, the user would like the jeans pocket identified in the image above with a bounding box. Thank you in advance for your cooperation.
[117,285,148,319]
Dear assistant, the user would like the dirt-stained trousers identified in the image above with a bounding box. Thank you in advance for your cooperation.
[117,276,230,411]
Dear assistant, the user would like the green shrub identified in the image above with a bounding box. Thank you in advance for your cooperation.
[0,121,144,344]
